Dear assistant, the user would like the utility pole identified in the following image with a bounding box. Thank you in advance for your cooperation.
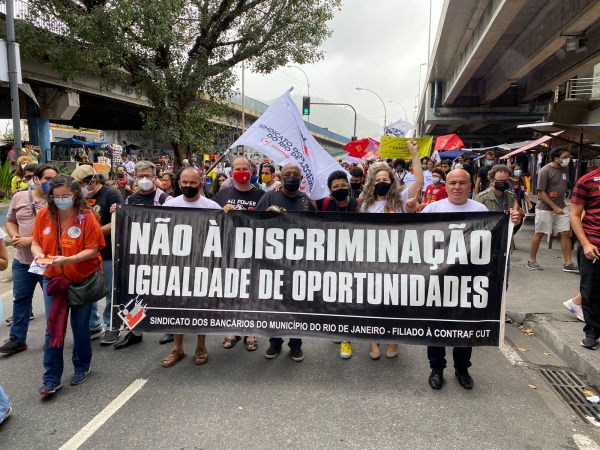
[6,0,22,155]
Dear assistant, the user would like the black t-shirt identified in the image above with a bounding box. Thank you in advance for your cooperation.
[88,185,123,261]
[255,190,314,212]
[126,190,170,206]
[477,165,492,191]
[315,197,359,212]
[212,186,264,210]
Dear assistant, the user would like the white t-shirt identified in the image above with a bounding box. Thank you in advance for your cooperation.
[421,198,489,213]
[163,195,221,210]
[361,189,410,213]
[262,181,281,192]
[124,161,135,179]
[403,172,415,188]
[423,170,433,188]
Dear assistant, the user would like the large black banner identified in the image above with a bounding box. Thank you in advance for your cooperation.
[111,205,510,347]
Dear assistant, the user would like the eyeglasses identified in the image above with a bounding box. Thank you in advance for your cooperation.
[24,175,34,180]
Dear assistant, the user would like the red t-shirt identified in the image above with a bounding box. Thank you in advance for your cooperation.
[571,168,600,247]
[424,184,447,204]
[32,208,105,283]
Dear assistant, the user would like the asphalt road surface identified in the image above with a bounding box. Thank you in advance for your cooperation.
[1,286,600,450]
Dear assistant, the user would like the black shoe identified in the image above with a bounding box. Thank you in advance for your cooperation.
[428,368,444,389]
[114,332,142,350]
[455,369,473,389]
[4,316,11,324]
[265,346,281,359]
[290,346,304,362]
[0,336,28,355]
[581,337,598,350]
[159,333,174,345]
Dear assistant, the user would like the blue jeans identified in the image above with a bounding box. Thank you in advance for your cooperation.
[9,259,43,343]
[89,259,113,330]
[0,386,9,422]
[42,277,93,384]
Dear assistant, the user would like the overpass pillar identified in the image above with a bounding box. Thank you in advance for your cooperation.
[26,98,51,162]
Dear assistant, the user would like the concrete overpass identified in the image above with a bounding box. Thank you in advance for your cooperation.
[416,0,600,145]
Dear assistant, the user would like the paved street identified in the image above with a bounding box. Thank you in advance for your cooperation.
[1,254,600,450]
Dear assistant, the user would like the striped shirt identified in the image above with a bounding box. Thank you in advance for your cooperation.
[571,168,600,246]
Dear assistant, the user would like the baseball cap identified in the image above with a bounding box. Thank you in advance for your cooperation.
[71,165,96,182]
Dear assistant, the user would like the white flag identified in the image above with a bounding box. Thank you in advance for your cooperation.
[384,119,415,137]
[228,88,343,199]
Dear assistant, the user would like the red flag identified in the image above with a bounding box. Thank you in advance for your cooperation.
[343,138,379,159]
[434,134,464,151]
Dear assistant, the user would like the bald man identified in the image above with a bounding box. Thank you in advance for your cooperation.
[421,169,521,390]
[255,163,314,362]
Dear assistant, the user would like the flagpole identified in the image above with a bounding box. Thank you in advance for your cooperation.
[241,61,245,157]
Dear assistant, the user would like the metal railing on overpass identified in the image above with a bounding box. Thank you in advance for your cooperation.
[555,78,600,102]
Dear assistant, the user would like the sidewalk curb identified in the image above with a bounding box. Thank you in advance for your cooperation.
[506,310,600,388]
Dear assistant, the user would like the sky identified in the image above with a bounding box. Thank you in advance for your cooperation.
[234,0,444,140]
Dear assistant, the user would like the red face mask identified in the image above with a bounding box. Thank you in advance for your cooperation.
[233,170,251,184]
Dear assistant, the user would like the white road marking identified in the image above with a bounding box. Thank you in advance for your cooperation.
[58,378,147,450]
[574,434,600,450]
[499,342,526,366]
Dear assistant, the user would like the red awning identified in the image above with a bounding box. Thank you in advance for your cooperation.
[499,131,563,159]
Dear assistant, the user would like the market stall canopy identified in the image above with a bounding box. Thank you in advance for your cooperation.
[517,122,600,159]
[54,138,110,147]
[499,132,563,160]
[437,149,478,160]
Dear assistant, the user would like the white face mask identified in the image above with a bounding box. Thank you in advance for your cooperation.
[431,176,441,184]
[21,164,27,170]
[560,158,570,167]
[26,179,36,189]
[137,177,154,191]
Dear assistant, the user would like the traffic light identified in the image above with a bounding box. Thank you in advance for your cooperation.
[302,96,311,115]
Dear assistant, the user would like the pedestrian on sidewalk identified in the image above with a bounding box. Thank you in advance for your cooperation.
[527,147,577,272]
[421,169,521,390]
[0,227,12,423]
[569,167,600,349]
[0,164,58,355]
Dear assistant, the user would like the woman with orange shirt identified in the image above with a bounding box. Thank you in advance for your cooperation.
[31,175,105,396]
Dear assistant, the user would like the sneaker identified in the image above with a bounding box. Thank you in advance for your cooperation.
[340,341,352,359]
[0,336,28,355]
[100,330,120,346]
[582,337,597,350]
[90,328,105,340]
[563,299,585,322]
[290,347,304,362]
[2,406,11,422]
[563,263,579,273]
[265,346,281,359]
[5,312,34,324]
[70,370,89,386]
[39,382,62,395]
[526,261,543,270]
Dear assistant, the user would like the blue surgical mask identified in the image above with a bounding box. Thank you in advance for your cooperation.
[250,175,258,184]
[41,182,51,193]
[54,196,74,210]
[514,170,522,177]
[421,164,427,169]
[486,160,494,166]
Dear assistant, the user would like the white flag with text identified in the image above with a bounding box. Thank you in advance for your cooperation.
[228,88,343,199]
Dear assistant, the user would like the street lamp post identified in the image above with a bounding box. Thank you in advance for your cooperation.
[388,101,407,122]
[418,63,427,100]
[287,65,311,125]
[356,87,386,128]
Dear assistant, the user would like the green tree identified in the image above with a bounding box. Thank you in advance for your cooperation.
[17,0,340,168]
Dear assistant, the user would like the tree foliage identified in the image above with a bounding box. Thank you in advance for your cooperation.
[17,0,340,167]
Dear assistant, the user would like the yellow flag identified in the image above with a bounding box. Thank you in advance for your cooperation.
[379,137,433,159]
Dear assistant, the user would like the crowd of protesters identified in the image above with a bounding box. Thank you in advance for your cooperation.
[0,140,596,421]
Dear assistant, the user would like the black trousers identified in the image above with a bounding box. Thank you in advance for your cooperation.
[269,338,302,348]
[427,346,472,370]
[579,247,600,339]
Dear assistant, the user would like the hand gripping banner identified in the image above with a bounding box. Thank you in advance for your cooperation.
[111,205,511,347]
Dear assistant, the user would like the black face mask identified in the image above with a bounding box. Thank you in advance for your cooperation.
[494,181,509,192]
[283,176,301,192]
[375,181,391,197]
[181,186,200,198]
[117,172,125,178]
[350,182,363,191]
[331,188,348,201]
